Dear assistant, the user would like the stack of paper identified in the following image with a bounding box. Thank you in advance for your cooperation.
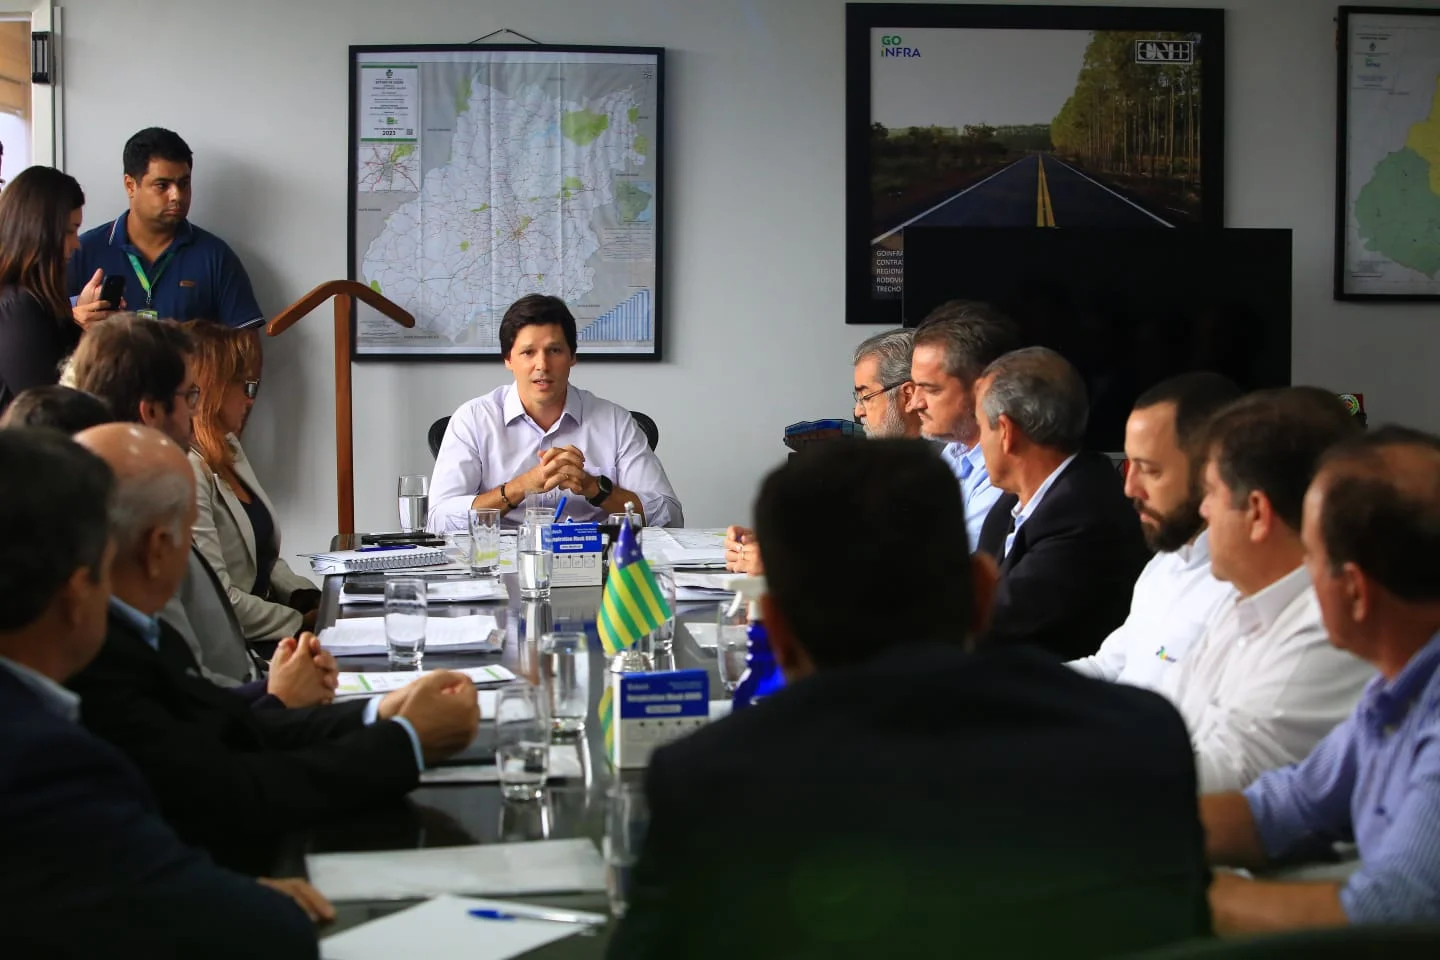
[642,527,730,567]
[319,615,502,656]
[335,665,515,698]
[341,579,508,604]
[306,838,606,901]
[320,895,605,960]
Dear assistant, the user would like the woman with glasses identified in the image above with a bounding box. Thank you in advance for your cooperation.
[185,320,318,641]
[0,167,117,416]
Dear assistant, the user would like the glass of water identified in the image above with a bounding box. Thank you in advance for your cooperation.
[518,520,553,600]
[397,475,430,532]
[715,598,748,695]
[644,563,677,656]
[384,578,427,668]
[467,508,501,577]
[541,631,589,736]
[495,684,551,801]
[604,778,648,918]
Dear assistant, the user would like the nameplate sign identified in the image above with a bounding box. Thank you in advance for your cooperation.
[550,521,602,587]
[612,669,710,768]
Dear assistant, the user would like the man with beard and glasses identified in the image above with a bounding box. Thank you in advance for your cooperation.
[723,328,923,574]
[1070,373,1243,691]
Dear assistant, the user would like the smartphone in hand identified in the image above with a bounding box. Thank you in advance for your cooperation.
[98,274,126,309]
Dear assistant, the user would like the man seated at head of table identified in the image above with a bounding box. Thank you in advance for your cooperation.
[66,312,327,704]
[65,422,481,871]
[608,440,1211,960]
[972,347,1150,660]
[1202,426,1440,933]
[723,326,924,573]
[0,428,328,958]
[1165,387,1373,794]
[427,293,683,533]
[1069,371,1244,689]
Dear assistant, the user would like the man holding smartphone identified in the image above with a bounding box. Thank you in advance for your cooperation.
[68,127,265,330]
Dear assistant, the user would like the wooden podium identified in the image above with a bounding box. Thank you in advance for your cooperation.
[266,281,414,535]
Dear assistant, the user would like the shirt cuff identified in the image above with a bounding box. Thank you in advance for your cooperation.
[362,697,426,772]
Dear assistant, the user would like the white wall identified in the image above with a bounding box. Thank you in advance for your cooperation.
[57,0,1440,562]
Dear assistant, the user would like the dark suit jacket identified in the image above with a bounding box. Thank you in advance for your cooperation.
[0,666,316,959]
[976,451,1150,659]
[67,611,419,870]
[606,643,1209,960]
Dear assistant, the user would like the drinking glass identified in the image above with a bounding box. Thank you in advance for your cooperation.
[715,598,748,695]
[443,532,472,567]
[604,778,649,918]
[540,631,589,736]
[397,475,430,532]
[467,508,501,576]
[518,521,553,600]
[498,794,553,842]
[495,684,551,801]
[384,578,427,668]
[644,563,677,656]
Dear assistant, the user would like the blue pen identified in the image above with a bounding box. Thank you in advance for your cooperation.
[356,544,413,552]
[469,908,516,921]
[552,496,568,522]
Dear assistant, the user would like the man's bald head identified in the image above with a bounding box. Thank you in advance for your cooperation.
[1310,425,1440,603]
[75,423,195,557]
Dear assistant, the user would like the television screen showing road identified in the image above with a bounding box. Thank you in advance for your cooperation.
[847,9,1225,325]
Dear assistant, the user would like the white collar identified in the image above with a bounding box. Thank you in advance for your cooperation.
[1011,453,1078,526]
[1174,529,1213,571]
[1234,565,1311,637]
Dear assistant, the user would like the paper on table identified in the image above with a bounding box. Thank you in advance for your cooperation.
[320,894,604,960]
[686,622,720,649]
[642,527,729,567]
[335,665,515,698]
[419,742,584,784]
[306,838,606,901]
[319,615,501,656]
[342,579,508,604]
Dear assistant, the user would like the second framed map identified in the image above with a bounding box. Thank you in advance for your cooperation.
[349,45,664,359]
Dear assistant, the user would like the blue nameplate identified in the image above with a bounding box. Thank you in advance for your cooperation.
[613,669,711,768]
[549,521,602,586]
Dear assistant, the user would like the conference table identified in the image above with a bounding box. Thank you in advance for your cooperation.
[279,535,726,955]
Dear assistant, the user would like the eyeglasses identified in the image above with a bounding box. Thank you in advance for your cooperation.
[853,381,908,406]
[175,386,201,409]
[242,379,260,400]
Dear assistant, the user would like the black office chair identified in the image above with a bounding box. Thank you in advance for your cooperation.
[631,411,659,451]
[427,416,450,458]
[427,410,657,458]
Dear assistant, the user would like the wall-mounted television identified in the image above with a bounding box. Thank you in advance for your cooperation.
[902,227,1292,450]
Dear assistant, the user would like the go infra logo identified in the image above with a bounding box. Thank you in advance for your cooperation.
[879,34,921,58]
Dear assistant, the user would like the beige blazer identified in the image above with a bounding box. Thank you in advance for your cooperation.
[188,435,315,641]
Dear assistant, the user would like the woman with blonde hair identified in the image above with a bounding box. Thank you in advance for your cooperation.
[186,320,318,640]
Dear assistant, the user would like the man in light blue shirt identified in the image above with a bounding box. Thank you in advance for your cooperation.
[1202,426,1440,933]
[907,301,1020,551]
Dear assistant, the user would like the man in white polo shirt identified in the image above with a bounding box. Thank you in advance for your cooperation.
[1069,372,1242,690]
[1166,387,1373,793]
[427,294,683,532]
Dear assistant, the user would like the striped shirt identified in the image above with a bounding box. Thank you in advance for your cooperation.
[1243,631,1440,923]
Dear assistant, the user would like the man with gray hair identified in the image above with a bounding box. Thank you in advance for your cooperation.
[724,327,923,573]
[974,347,1149,659]
[851,328,921,440]
[908,300,1020,549]
[67,423,481,871]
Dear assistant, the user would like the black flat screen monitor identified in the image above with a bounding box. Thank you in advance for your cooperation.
[902,227,1292,451]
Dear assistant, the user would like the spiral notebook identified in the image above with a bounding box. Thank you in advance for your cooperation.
[308,546,449,575]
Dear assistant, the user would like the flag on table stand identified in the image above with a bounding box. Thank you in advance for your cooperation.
[598,520,672,656]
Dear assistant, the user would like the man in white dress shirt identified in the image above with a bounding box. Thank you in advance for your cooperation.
[1070,372,1242,690]
[427,295,683,532]
[907,301,1020,550]
[1166,387,1373,793]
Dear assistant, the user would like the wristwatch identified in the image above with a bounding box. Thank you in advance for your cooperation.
[587,474,614,507]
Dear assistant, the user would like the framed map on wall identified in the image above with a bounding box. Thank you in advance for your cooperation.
[1336,7,1440,300]
[349,45,664,359]
[845,4,1225,326]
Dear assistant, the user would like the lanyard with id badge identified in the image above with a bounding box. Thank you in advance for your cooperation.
[126,249,174,320]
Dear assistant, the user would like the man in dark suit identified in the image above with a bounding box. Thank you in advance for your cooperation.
[607,439,1209,960]
[974,347,1149,659]
[0,428,326,957]
[67,423,480,871]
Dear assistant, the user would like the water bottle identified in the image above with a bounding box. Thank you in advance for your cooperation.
[730,577,784,711]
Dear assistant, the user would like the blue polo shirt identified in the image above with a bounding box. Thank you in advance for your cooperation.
[66,212,264,329]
